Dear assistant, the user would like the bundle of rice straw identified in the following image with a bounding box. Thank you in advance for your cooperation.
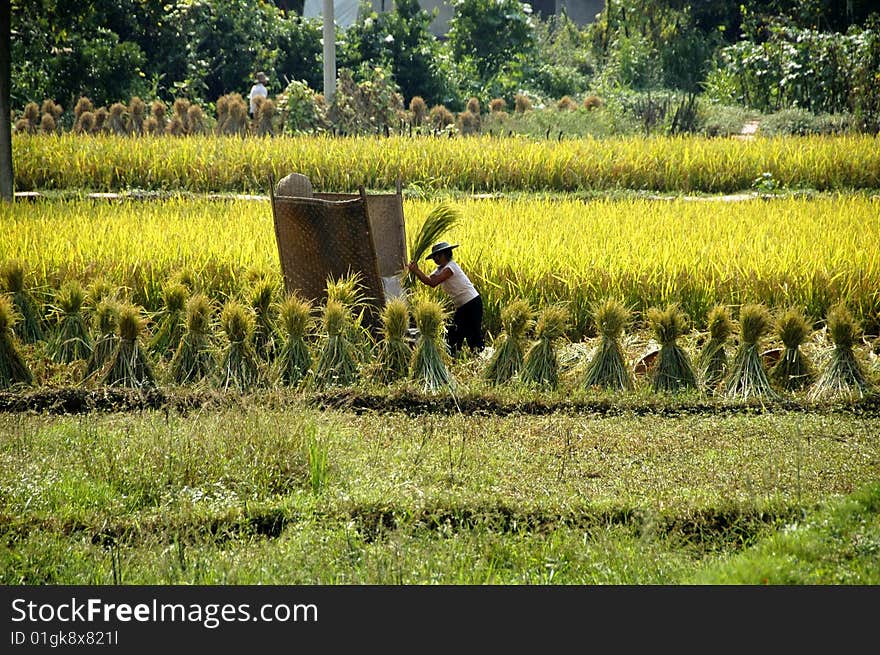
[249,276,278,360]
[216,299,262,391]
[483,298,534,385]
[770,307,816,392]
[326,272,372,355]
[582,298,634,391]
[85,277,115,312]
[1,260,44,343]
[313,299,361,388]
[373,298,412,384]
[276,293,314,386]
[809,302,871,401]
[648,304,697,393]
[85,298,120,378]
[149,281,188,360]
[724,303,777,400]
[170,293,216,385]
[0,294,33,389]
[410,298,452,392]
[521,304,568,389]
[403,203,461,288]
[698,305,732,392]
[50,280,93,363]
[102,303,156,388]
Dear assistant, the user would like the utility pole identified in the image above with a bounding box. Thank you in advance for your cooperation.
[322,0,336,103]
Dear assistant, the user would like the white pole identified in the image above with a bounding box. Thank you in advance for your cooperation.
[322,0,336,102]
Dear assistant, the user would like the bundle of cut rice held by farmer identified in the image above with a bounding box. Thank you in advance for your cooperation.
[249,276,278,360]
[582,298,634,391]
[0,294,33,389]
[1,260,44,344]
[403,203,461,288]
[313,298,361,389]
[483,298,534,385]
[770,307,816,392]
[216,299,262,392]
[521,304,568,389]
[410,298,453,392]
[698,305,732,392]
[648,303,697,393]
[85,298,120,378]
[725,303,778,400]
[373,298,412,384]
[102,303,156,389]
[276,293,314,386]
[50,279,93,364]
[809,302,872,401]
[170,293,216,385]
[149,281,188,360]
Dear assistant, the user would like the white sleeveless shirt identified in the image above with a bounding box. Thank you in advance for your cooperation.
[436,260,479,309]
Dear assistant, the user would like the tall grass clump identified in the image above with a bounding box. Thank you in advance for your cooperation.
[483,299,534,385]
[770,308,816,392]
[313,299,360,388]
[648,304,697,393]
[85,299,120,378]
[725,303,777,400]
[50,280,92,363]
[149,281,188,360]
[276,294,314,386]
[1,260,44,343]
[521,304,568,389]
[582,299,634,391]
[699,305,733,392]
[809,303,872,401]
[373,298,412,384]
[249,276,278,360]
[216,299,262,392]
[102,304,155,388]
[0,295,33,389]
[170,293,216,385]
[410,298,452,392]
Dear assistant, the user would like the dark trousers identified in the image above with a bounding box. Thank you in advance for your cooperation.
[447,295,484,355]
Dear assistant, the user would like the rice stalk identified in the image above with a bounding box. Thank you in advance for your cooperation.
[216,299,262,392]
[648,304,697,393]
[373,298,412,384]
[483,298,533,385]
[698,305,732,392]
[410,298,452,392]
[50,280,93,363]
[521,304,568,389]
[725,303,777,400]
[770,307,816,391]
[102,303,155,389]
[404,203,461,288]
[809,303,871,401]
[85,298,120,378]
[582,298,633,391]
[276,293,314,386]
[149,281,188,360]
[1,260,44,343]
[313,299,360,388]
[0,294,33,389]
[170,293,216,385]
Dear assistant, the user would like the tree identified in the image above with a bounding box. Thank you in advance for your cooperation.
[1,0,12,201]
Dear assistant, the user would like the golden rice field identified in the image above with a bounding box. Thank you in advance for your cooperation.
[12,133,880,193]
[3,195,878,337]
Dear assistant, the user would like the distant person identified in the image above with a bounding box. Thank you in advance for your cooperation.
[249,71,269,116]
[408,241,485,355]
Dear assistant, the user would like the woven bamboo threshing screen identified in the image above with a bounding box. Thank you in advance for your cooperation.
[271,192,386,328]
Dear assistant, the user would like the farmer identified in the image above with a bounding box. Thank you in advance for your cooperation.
[248,71,269,116]
[408,241,485,355]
